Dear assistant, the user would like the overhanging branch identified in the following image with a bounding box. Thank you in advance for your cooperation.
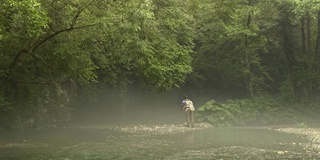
[32,0,97,53]
[31,23,96,53]
[8,0,98,70]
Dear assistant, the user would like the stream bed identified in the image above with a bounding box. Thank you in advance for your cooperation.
[0,125,319,160]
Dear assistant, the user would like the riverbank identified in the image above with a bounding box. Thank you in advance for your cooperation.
[112,123,213,135]
[275,127,320,155]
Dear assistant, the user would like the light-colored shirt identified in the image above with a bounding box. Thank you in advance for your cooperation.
[182,99,195,111]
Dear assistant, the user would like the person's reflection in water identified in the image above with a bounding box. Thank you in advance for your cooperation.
[184,130,195,145]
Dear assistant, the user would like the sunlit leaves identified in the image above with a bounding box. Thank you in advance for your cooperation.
[75,0,195,91]
[293,0,320,18]
[0,0,49,39]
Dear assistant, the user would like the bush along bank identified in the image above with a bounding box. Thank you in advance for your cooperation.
[196,97,320,127]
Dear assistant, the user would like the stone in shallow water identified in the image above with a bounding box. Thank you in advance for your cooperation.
[114,123,213,135]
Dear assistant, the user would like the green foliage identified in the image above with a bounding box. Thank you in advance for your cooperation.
[190,0,270,97]
[184,0,320,103]
[1,0,320,130]
[197,100,240,127]
[196,97,310,127]
[279,79,295,100]
[0,0,196,129]
[0,0,49,38]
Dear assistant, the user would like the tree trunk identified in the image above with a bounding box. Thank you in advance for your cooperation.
[278,4,297,99]
[245,0,254,99]
[301,15,306,55]
[306,12,311,56]
[315,11,320,64]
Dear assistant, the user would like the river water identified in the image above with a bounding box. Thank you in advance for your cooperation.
[0,126,318,159]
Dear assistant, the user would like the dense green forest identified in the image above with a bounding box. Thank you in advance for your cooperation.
[1,0,320,129]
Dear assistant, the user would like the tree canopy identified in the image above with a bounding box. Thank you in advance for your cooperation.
[1,0,320,129]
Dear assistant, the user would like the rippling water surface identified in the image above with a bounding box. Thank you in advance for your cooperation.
[0,126,318,159]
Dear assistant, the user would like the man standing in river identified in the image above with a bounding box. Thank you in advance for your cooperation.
[181,95,195,128]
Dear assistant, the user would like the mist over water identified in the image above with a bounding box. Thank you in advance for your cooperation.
[70,90,213,127]
[2,90,320,159]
